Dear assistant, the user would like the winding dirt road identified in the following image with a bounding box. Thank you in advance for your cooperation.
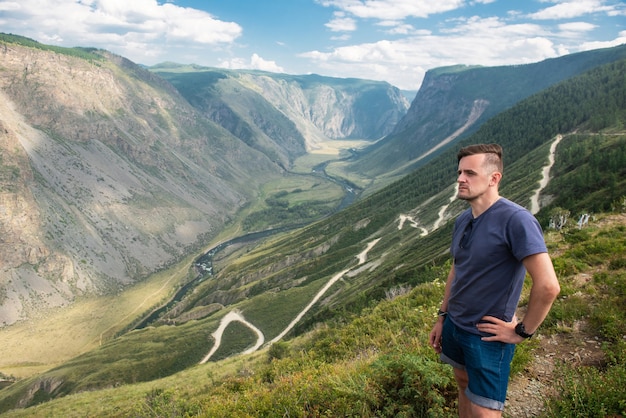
[200,238,381,363]
[200,310,265,364]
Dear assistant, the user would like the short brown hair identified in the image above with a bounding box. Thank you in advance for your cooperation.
[457,143,503,173]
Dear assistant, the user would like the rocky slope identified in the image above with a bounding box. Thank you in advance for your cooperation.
[0,41,281,325]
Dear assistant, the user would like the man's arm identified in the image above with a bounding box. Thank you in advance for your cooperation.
[478,252,560,343]
[429,264,455,353]
[518,252,561,333]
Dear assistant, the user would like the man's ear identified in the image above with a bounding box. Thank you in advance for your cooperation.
[490,171,502,186]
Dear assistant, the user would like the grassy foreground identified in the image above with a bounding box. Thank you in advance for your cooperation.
[2,213,624,417]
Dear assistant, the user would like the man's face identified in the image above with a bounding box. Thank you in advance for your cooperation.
[456,153,495,201]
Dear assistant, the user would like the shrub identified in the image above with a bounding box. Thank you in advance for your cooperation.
[590,271,626,342]
[543,293,592,330]
[608,256,626,270]
[552,256,587,277]
[562,228,591,244]
[367,352,455,417]
[133,388,202,417]
[268,341,289,360]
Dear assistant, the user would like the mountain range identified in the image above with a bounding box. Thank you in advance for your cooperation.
[0,33,625,414]
[0,33,408,327]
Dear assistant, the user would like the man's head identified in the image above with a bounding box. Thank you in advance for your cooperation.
[456,143,503,202]
[457,143,503,173]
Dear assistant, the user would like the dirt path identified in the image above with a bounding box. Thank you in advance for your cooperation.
[504,317,606,417]
[199,310,265,364]
[433,184,458,230]
[397,215,428,236]
[200,238,382,362]
[530,134,563,215]
[272,238,380,344]
[398,183,457,235]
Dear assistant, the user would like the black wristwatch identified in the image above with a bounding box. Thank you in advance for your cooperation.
[437,309,447,318]
[515,322,534,339]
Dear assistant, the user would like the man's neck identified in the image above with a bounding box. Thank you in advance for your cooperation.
[470,193,501,218]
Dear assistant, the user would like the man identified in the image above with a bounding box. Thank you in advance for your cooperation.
[429,143,560,417]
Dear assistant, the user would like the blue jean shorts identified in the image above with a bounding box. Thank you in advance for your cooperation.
[440,316,516,411]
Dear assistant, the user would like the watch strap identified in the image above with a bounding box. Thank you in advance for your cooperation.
[515,322,534,339]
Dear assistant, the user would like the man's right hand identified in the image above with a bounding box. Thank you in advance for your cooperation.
[429,318,445,354]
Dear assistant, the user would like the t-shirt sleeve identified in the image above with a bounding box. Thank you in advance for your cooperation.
[507,210,548,260]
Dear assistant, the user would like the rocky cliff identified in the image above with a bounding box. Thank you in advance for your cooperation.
[153,66,410,160]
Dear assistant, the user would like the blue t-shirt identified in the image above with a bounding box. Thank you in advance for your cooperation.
[448,198,547,335]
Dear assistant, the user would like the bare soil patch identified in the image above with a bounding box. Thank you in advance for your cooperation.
[505,324,606,417]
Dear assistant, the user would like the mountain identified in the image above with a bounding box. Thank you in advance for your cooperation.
[0,45,624,414]
[348,44,626,186]
[0,34,407,327]
[0,34,276,326]
[151,64,410,162]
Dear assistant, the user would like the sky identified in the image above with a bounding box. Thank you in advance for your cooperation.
[0,0,625,91]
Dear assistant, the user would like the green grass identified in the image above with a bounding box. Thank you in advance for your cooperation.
[543,355,626,418]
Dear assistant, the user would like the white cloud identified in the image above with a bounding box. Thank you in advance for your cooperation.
[317,0,464,20]
[374,19,430,36]
[528,0,612,20]
[219,54,285,73]
[578,30,626,50]
[558,22,597,32]
[0,1,19,11]
[607,7,626,17]
[0,0,242,64]
[331,33,353,41]
[218,57,247,69]
[300,14,572,90]
[384,23,420,35]
[557,21,597,38]
[325,12,358,32]
[250,53,285,73]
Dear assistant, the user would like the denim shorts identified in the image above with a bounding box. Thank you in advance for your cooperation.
[440,316,516,411]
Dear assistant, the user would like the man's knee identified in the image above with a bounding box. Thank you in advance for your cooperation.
[453,367,469,389]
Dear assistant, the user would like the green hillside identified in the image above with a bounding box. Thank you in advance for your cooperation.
[1,57,625,416]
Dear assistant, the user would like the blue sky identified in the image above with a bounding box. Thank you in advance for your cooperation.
[0,0,624,90]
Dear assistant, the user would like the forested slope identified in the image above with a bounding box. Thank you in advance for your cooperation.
[350,43,626,181]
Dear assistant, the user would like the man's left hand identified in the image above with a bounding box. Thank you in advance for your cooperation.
[477,315,524,344]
